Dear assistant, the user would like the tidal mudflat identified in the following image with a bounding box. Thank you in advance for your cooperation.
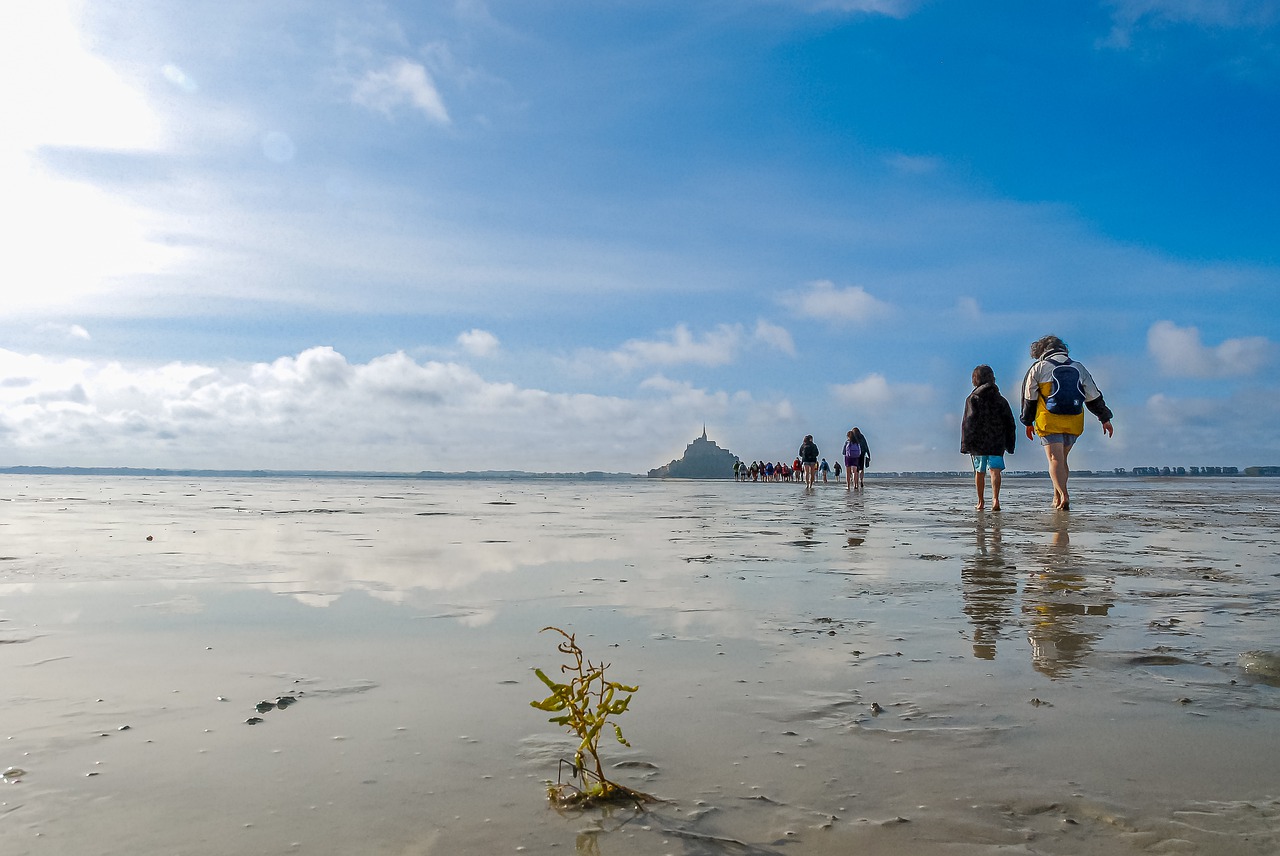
[1,474,1278,855]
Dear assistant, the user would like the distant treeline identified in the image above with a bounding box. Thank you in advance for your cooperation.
[0,466,639,481]
[874,468,1271,478]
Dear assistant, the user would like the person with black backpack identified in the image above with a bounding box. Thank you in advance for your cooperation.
[1020,335,1114,511]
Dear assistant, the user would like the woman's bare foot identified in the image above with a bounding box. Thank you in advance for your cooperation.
[992,503,1001,511]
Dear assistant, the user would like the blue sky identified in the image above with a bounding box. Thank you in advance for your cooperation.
[2,0,1278,473]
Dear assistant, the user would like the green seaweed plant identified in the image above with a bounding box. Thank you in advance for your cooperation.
[530,626,654,807]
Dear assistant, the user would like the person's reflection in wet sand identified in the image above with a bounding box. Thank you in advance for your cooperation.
[842,490,868,549]
[1022,514,1114,678]
[960,511,1017,659]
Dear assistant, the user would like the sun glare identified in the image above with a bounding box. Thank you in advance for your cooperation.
[0,0,174,311]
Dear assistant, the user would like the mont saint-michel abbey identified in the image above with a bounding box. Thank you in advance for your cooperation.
[647,428,739,479]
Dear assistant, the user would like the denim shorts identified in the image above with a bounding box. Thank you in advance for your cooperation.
[1039,433,1078,448]
[971,455,1005,472]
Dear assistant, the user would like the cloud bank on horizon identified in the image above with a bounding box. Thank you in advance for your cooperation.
[1,0,1278,473]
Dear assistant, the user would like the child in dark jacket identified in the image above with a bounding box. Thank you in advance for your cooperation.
[961,365,1017,510]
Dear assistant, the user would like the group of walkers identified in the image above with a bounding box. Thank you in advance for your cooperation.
[732,334,1115,512]
[961,334,1114,511]
[734,427,871,491]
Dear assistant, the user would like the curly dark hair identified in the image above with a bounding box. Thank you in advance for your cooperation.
[1030,335,1067,359]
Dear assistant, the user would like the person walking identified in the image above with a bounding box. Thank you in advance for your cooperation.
[849,424,870,486]
[842,429,862,490]
[798,435,820,487]
[1019,335,1114,510]
[961,364,1018,511]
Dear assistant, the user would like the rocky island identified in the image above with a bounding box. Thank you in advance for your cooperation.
[647,428,739,479]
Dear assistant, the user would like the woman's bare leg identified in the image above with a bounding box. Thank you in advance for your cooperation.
[1044,442,1070,509]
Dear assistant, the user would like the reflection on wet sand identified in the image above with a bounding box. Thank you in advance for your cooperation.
[842,490,869,549]
[1023,513,1115,678]
[960,511,1016,660]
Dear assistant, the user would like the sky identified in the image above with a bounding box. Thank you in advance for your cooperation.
[2,0,1279,474]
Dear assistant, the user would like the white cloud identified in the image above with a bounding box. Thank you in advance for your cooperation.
[457,328,501,358]
[786,0,921,17]
[1106,0,1280,30]
[1133,389,1280,467]
[638,375,800,456]
[597,324,744,372]
[592,321,795,373]
[352,58,450,124]
[1102,1,1280,48]
[638,374,733,409]
[254,346,356,388]
[161,63,199,94]
[954,296,983,323]
[831,373,892,407]
[885,153,941,175]
[752,319,796,356]
[830,373,932,407]
[1145,391,1220,429]
[1146,320,1274,378]
[0,346,776,472]
[34,323,92,341]
[786,280,892,323]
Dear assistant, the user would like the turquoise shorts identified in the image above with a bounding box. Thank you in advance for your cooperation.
[971,455,1005,472]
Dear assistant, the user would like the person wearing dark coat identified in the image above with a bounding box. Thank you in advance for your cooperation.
[961,364,1017,511]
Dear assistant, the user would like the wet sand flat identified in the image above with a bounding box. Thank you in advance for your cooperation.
[1,474,1278,855]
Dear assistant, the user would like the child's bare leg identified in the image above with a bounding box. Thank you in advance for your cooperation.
[991,469,1002,511]
[974,470,986,510]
